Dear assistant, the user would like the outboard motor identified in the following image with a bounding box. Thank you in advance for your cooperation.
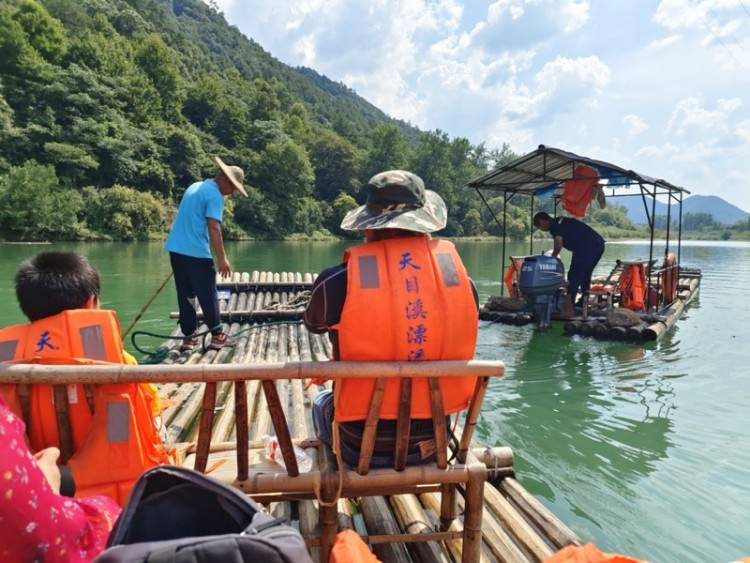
[518,255,565,329]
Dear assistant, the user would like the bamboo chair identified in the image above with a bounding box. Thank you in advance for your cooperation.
[0,360,504,563]
[586,259,655,314]
[188,361,505,562]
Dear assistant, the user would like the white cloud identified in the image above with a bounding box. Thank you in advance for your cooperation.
[208,0,750,209]
[636,143,681,158]
[647,35,681,49]
[666,97,743,135]
[653,0,750,71]
[736,120,750,143]
[623,114,649,136]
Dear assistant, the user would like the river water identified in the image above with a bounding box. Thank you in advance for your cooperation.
[1,239,748,562]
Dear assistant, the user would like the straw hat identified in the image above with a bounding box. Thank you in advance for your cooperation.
[340,170,447,233]
[214,156,248,197]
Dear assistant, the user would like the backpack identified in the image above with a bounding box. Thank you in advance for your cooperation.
[95,465,312,563]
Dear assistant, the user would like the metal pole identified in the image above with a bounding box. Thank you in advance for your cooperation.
[677,192,683,269]
[501,193,508,296]
[529,195,534,255]
[647,184,657,311]
[665,188,672,258]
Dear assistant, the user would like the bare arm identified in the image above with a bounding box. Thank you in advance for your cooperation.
[207,218,232,278]
[552,236,563,258]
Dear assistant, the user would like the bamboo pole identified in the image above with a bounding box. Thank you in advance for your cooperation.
[499,478,580,550]
[421,492,486,563]
[389,494,452,563]
[170,309,304,321]
[299,495,321,563]
[231,463,475,496]
[456,492,528,563]
[461,459,487,563]
[642,280,696,340]
[360,496,411,563]
[625,322,646,342]
[483,483,554,561]
[0,360,507,389]
[216,281,314,290]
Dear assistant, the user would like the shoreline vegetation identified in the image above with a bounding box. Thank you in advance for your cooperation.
[1,0,749,246]
[3,229,749,245]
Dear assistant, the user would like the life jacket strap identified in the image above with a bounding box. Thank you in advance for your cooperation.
[52,384,74,463]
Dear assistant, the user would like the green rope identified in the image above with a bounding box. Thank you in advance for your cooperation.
[131,320,301,364]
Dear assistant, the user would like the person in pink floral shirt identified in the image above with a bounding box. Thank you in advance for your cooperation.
[0,395,121,562]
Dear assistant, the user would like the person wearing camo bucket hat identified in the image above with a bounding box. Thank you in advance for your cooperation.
[340,170,447,233]
[304,170,479,469]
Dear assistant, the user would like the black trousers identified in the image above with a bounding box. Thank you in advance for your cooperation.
[568,243,605,303]
[169,252,221,337]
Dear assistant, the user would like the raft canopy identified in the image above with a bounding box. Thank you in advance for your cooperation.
[467,144,690,197]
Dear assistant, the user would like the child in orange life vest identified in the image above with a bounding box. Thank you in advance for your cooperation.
[0,252,167,504]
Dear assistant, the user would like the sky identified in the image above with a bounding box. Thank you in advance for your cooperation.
[212,0,750,211]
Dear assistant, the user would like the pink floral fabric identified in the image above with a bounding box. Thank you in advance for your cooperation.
[0,395,121,562]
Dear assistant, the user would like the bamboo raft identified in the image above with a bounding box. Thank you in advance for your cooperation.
[480,266,701,342]
[153,271,580,562]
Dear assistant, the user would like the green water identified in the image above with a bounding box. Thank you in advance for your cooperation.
[1,240,749,562]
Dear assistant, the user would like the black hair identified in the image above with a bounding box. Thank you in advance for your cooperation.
[533,211,552,227]
[15,252,100,321]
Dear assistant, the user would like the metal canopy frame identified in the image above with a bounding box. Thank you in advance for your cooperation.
[468,145,689,306]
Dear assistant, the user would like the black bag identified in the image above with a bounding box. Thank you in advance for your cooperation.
[95,466,312,563]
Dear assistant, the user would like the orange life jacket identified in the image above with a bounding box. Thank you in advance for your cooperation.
[333,237,478,422]
[330,530,380,563]
[561,165,599,218]
[0,309,169,505]
[619,263,646,311]
[661,253,678,304]
[503,257,524,297]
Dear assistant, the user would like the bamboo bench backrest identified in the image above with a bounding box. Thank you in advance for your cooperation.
[0,361,505,481]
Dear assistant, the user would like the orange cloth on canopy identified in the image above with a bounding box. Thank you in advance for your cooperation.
[544,543,644,563]
[330,530,381,563]
[562,165,599,217]
[619,263,646,311]
[503,257,524,296]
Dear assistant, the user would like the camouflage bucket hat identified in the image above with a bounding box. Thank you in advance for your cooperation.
[340,170,447,233]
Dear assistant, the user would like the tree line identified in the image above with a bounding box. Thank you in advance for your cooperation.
[0,0,638,242]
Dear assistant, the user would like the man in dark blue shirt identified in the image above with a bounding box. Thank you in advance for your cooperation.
[533,212,605,305]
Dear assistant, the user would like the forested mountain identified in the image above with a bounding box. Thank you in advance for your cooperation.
[0,0,633,241]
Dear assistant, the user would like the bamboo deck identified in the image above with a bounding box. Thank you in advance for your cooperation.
[480,269,702,342]
[156,271,581,562]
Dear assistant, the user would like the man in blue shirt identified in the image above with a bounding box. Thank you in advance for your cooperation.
[533,212,605,307]
[165,157,247,351]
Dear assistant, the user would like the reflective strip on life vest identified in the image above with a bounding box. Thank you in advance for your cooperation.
[0,339,18,362]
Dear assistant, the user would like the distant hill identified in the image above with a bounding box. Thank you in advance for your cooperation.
[610,194,749,226]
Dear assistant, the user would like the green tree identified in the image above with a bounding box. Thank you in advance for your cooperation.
[250,139,314,236]
[363,124,411,180]
[308,129,361,200]
[12,0,67,63]
[82,185,166,240]
[0,11,42,74]
[327,192,359,237]
[463,209,482,236]
[134,35,184,120]
[0,161,81,240]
